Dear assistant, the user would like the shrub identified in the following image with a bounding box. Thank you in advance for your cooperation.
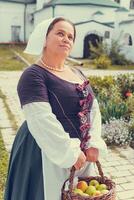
[94,55,111,69]
[102,118,131,146]
[115,74,134,99]
[89,39,132,65]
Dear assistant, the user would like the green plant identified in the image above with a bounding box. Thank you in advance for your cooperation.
[100,102,128,124]
[94,55,111,69]
[89,41,108,59]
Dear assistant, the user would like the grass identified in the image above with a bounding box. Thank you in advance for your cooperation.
[0,89,18,199]
[0,131,9,200]
[0,90,18,132]
[1,44,134,71]
[73,59,134,70]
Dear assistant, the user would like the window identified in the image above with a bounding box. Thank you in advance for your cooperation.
[130,0,134,9]
[124,33,133,46]
[104,31,110,39]
[129,35,133,46]
[114,0,120,3]
[11,26,21,42]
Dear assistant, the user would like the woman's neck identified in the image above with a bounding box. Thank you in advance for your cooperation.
[41,51,65,70]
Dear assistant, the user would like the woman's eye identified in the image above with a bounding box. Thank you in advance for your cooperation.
[68,36,73,41]
[57,32,64,37]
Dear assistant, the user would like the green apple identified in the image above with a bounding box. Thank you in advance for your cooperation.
[96,184,107,191]
[89,179,99,188]
[85,185,96,196]
[101,189,109,194]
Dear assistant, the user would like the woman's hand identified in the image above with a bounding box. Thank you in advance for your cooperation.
[74,151,86,170]
[85,147,99,162]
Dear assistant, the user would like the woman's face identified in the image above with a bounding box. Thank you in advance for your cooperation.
[45,20,75,58]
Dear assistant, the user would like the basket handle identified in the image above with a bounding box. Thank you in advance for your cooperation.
[68,160,104,193]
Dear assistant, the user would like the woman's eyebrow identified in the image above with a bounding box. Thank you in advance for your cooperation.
[57,29,73,36]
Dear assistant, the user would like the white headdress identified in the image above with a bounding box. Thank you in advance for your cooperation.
[24,17,57,55]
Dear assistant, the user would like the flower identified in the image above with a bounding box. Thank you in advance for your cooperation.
[125,91,133,97]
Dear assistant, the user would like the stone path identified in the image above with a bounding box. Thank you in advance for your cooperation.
[0,70,134,200]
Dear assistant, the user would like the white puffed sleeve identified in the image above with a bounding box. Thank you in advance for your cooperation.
[87,98,107,157]
[23,102,81,168]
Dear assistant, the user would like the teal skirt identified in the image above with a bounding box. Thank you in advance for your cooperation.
[4,121,44,200]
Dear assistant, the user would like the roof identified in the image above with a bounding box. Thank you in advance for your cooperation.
[0,0,36,3]
[75,20,114,28]
[115,7,129,12]
[119,19,134,25]
[92,11,104,16]
[43,0,120,8]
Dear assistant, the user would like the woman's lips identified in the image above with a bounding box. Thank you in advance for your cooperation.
[60,45,70,50]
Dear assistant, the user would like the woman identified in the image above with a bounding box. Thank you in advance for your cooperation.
[4,17,107,200]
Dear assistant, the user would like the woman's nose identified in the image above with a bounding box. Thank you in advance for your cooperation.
[62,35,69,43]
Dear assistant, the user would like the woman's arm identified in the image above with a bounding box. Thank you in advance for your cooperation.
[23,102,86,169]
[85,98,107,162]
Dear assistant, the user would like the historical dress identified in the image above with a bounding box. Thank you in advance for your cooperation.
[4,64,107,200]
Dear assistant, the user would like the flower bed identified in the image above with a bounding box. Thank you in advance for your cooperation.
[89,74,134,147]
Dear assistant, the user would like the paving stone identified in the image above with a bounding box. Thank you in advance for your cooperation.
[129,169,134,175]
[115,164,134,171]
[126,175,134,182]
[111,170,131,178]
[116,184,124,192]
[121,182,134,190]
[1,70,134,200]
[114,177,129,184]
[103,166,117,173]
[102,161,121,167]
[117,190,134,199]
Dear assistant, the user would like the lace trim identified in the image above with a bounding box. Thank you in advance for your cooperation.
[76,80,94,151]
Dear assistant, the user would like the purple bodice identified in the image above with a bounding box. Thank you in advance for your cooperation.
[17,64,94,151]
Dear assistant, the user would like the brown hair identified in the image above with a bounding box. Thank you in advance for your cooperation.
[46,17,76,42]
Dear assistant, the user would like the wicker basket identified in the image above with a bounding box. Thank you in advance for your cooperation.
[61,161,116,200]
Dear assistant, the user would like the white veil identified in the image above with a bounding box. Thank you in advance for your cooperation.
[24,17,57,55]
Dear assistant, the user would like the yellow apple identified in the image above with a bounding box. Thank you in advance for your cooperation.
[101,189,109,194]
[77,181,88,192]
[73,188,83,195]
[81,193,89,197]
[93,190,101,196]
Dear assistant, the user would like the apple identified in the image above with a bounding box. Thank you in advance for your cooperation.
[85,185,96,196]
[101,189,109,194]
[73,188,83,195]
[96,184,107,191]
[77,181,88,192]
[93,190,101,196]
[89,179,99,188]
[81,193,89,197]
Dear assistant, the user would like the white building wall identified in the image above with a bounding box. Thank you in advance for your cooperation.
[0,1,24,42]
[120,0,131,10]
[25,4,36,41]
[119,22,134,62]
[71,22,113,58]
[55,5,117,23]
[34,7,53,26]
[36,0,51,10]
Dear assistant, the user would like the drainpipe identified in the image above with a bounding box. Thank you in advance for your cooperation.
[24,3,27,42]
[52,5,55,17]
